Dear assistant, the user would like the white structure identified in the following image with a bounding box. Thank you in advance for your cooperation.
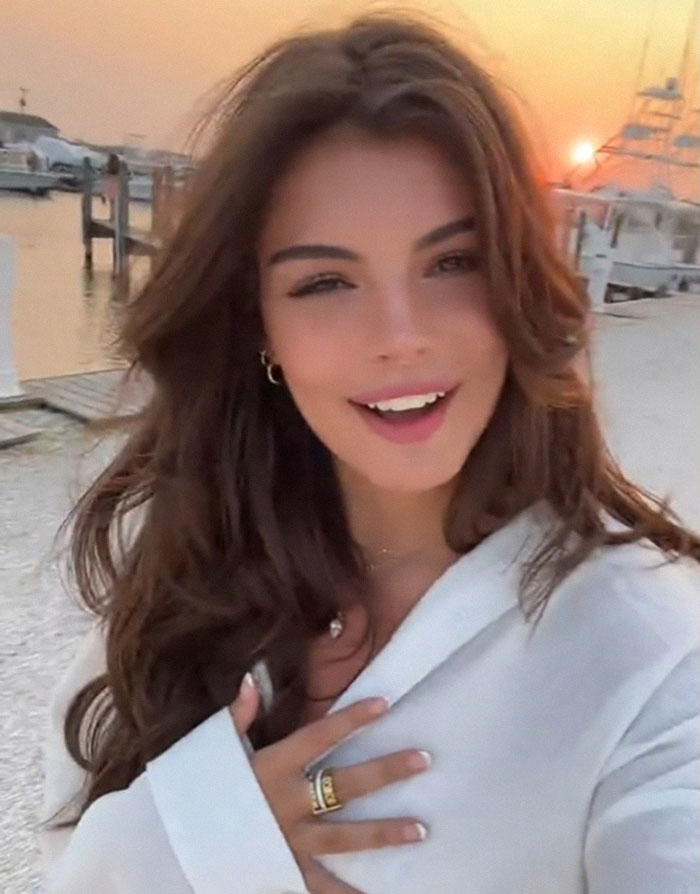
[0,110,59,144]
[31,136,106,171]
[552,2,699,301]
[584,243,615,310]
[0,235,22,398]
[0,147,60,195]
[553,186,700,299]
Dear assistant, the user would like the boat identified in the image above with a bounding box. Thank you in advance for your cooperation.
[552,0,700,302]
[552,184,700,301]
[0,147,61,196]
[128,173,153,203]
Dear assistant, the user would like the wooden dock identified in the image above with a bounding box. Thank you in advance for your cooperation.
[0,412,43,448]
[81,158,189,277]
[22,369,151,422]
[0,158,188,449]
[85,220,159,258]
[0,369,152,447]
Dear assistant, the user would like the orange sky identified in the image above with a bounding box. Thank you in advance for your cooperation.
[1,0,696,178]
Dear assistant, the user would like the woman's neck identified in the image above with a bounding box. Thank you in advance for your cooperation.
[336,463,460,578]
[338,467,458,635]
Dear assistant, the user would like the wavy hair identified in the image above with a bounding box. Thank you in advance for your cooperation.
[58,13,699,821]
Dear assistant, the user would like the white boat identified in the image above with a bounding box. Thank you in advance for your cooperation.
[552,185,700,299]
[128,173,153,203]
[553,2,699,302]
[0,148,61,196]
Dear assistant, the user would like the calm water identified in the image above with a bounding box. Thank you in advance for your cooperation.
[0,191,152,380]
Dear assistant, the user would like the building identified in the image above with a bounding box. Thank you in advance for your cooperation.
[0,111,60,145]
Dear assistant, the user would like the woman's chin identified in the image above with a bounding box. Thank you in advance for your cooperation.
[353,459,464,495]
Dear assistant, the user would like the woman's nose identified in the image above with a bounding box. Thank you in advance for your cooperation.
[368,289,432,362]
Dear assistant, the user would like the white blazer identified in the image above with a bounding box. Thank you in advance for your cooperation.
[40,502,700,893]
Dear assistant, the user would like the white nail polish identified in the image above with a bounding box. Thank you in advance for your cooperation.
[414,822,428,841]
[240,672,255,697]
[405,822,428,841]
[418,750,432,768]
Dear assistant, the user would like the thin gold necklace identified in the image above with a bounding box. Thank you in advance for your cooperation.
[328,548,406,638]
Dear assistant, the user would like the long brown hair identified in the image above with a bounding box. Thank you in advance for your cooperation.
[59,13,699,821]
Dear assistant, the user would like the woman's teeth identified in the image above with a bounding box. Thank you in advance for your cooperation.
[363,391,447,421]
[365,391,446,413]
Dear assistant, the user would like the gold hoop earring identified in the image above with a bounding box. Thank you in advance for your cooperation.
[259,349,283,385]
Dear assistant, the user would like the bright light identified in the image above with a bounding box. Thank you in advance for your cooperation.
[572,140,596,166]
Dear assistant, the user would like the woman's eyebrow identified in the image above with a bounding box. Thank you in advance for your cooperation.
[415,216,475,250]
[266,216,476,266]
[267,244,358,265]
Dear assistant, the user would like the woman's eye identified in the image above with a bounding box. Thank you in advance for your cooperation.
[430,251,481,276]
[288,274,355,298]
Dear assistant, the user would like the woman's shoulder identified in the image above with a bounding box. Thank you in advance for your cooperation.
[552,530,700,659]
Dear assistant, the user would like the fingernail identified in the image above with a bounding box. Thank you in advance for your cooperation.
[404,822,428,842]
[410,750,432,771]
[239,672,256,698]
[369,697,390,715]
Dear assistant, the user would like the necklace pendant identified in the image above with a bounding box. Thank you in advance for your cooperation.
[329,612,345,639]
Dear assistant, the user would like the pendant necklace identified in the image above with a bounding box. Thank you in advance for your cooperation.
[327,548,404,639]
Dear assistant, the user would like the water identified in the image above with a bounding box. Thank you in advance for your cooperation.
[0,191,152,380]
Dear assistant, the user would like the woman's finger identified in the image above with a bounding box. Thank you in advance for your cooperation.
[228,673,261,735]
[299,817,427,855]
[285,698,389,769]
[330,748,431,803]
[301,857,365,894]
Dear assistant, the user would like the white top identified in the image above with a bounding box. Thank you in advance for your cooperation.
[40,502,700,893]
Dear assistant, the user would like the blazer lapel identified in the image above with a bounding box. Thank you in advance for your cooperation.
[325,500,554,717]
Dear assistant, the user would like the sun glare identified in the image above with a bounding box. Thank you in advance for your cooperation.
[572,140,596,166]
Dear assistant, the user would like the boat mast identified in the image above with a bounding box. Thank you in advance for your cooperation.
[570,0,699,199]
[675,0,700,200]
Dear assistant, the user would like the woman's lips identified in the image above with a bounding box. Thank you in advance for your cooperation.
[350,386,458,444]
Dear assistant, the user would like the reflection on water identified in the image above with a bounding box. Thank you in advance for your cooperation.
[0,190,152,380]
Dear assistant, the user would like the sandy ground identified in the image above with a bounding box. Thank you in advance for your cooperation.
[591,295,700,528]
[0,294,698,893]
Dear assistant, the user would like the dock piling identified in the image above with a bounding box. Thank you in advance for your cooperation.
[114,161,130,278]
[78,160,191,285]
[81,158,94,270]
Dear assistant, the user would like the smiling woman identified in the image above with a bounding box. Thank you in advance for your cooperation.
[257,132,506,491]
[40,12,700,894]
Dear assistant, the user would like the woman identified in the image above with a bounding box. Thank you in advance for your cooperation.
[100,152,121,221]
[41,14,699,894]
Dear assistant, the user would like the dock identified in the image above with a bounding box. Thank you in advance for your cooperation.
[0,411,44,449]
[81,159,188,277]
[0,368,151,448]
[84,219,159,257]
[23,369,150,421]
[0,160,185,449]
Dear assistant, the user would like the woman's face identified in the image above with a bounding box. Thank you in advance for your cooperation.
[257,129,509,494]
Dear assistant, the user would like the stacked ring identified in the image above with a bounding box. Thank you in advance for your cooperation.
[308,767,344,816]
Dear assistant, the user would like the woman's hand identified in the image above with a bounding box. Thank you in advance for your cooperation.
[230,674,430,894]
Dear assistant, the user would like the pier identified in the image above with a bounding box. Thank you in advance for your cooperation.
[81,158,189,277]
[0,368,151,448]
[22,368,150,422]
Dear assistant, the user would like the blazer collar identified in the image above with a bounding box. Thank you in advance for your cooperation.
[325,500,556,717]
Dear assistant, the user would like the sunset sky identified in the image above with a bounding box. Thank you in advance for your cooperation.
[2,0,697,178]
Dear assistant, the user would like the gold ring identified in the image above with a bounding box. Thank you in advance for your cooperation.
[309,768,343,816]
